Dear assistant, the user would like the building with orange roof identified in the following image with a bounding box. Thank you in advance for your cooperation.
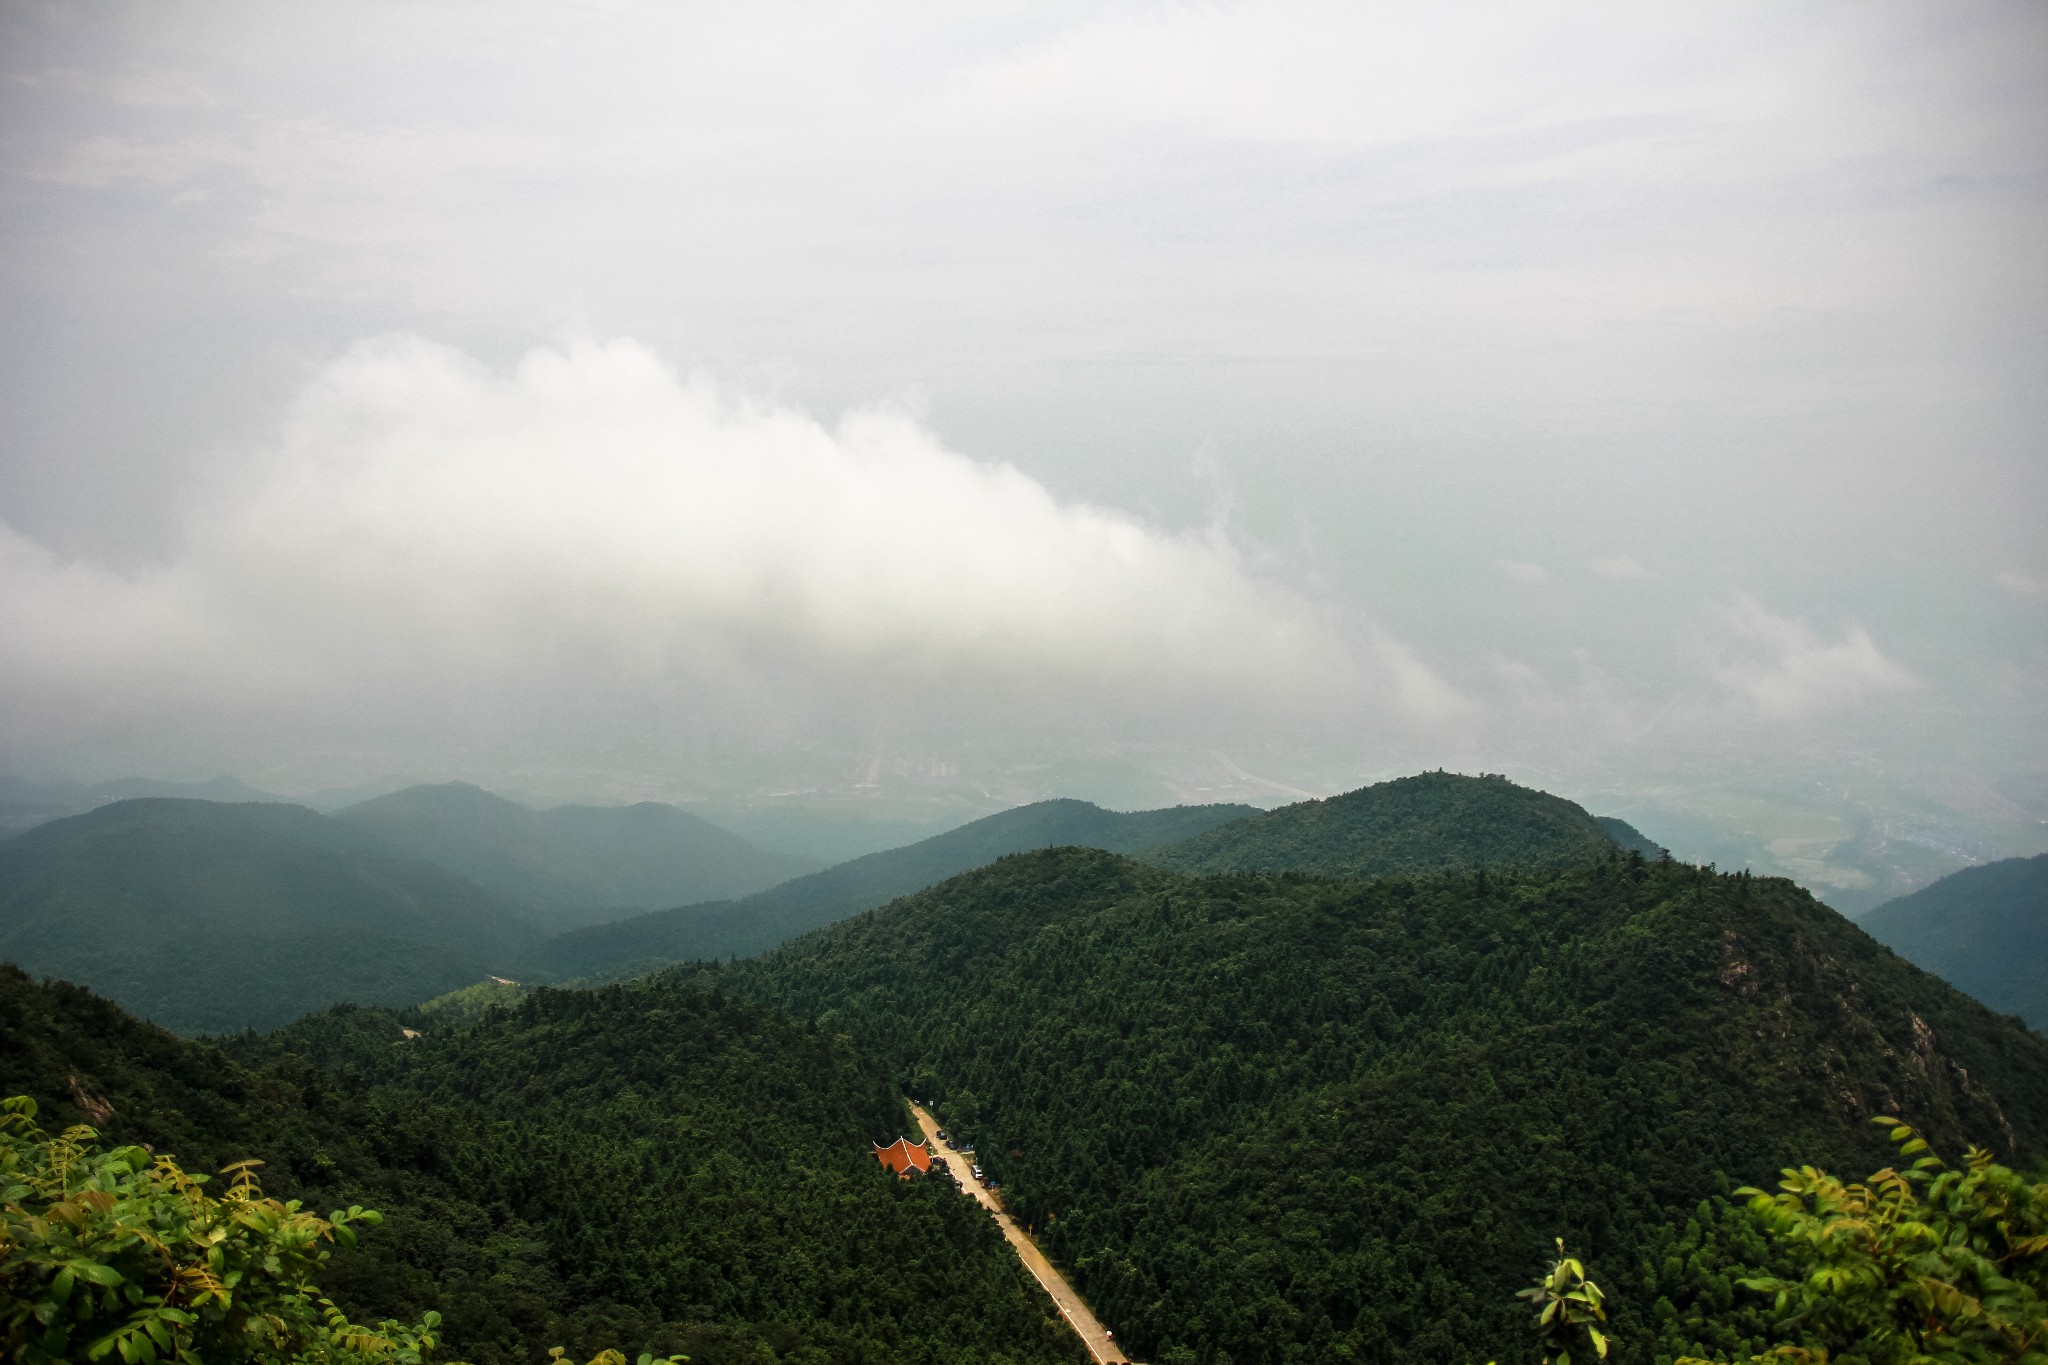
[873,1136,932,1178]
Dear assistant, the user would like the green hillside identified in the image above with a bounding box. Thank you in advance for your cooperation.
[333,782,814,931]
[414,974,528,1027]
[0,798,535,1034]
[522,796,1257,980]
[728,847,2048,1365]
[1144,771,1624,879]
[0,961,1084,1365]
[1860,853,2048,1028]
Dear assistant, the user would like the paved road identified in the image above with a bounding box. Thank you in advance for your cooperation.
[907,1101,1130,1365]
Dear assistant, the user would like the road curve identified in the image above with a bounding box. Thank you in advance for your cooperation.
[907,1101,1130,1365]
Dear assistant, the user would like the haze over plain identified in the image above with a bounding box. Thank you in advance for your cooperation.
[2,1,2044,910]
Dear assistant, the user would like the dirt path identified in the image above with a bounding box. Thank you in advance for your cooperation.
[906,1101,1130,1365]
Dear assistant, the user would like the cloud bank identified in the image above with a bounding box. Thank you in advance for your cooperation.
[1709,596,1921,720]
[0,338,1424,781]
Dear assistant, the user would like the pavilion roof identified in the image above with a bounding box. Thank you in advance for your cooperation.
[873,1137,932,1175]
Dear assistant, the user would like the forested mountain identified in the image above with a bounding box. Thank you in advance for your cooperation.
[727,847,2048,1365]
[0,961,1084,1365]
[333,782,814,931]
[1860,852,2048,1029]
[1143,771,1625,880]
[522,796,1257,980]
[0,799,534,1034]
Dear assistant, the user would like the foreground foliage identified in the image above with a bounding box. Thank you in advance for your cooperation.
[1523,1240,1611,1365]
[0,1095,438,1365]
[1699,1120,2048,1364]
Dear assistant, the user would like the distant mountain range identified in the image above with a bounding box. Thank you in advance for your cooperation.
[0,798,532,1034]
[0,782,817,1031]
[0,769,1686,1033]
[520,796,1260,979]
[0,773,285,836]
[523,775,1665,982]
[331,781,816,931]
[1859,853,2047,1030]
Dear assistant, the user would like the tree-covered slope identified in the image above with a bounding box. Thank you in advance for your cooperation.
[333,782,814,931]
[1144,771,1623,880]
[522,796,1257,979]
[0,798,536,1034]
[0,961,1084,1365]
[727,847,2048,1365]
[1860,853,2048,1029]
[1597,815,1668,859]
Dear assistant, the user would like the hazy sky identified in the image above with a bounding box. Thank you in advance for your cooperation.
[1,2,2043,894]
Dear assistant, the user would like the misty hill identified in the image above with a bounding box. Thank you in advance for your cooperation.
[0,962,1082,1365]
[728,847,2048,1364]
[0,798,536,1034]
[332,782,814,931]
[1596,814,1667,858]
[1860,853,2048,1029]
[0,773,284,837]
[1142,770,1625,879]
[523,796,1258,979]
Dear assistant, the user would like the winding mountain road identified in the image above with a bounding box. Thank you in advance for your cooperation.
[906,1101,1130,1365]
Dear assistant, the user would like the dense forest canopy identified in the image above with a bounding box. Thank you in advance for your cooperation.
[725,847,2048,1364]
[0,962,1083,1365]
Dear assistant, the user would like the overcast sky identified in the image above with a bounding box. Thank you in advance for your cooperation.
[1,1,2043,894]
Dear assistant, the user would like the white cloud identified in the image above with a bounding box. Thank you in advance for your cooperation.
[0,337,1453,779]
[1498,560,1547,583]
[1708,596,1920,719]
[1590,554,1648,580]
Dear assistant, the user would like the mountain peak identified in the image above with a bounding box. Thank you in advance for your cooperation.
[1144,770,1621,880]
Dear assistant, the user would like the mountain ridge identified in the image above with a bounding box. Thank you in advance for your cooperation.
[1141,770,1627,879]
[332,781,814,931]
[521,796,1260,979]
[1859,852,2048,1029]
[0,797,537,1033]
